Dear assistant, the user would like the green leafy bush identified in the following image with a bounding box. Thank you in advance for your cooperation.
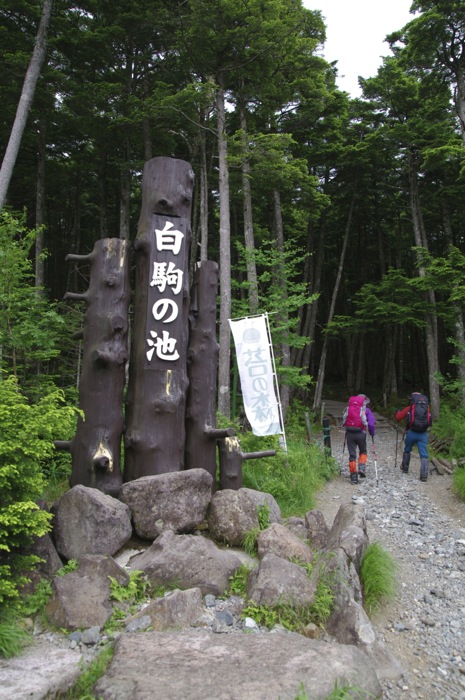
[0,375,79,611]
[0,211,67,387]
[360,542,397,617]
[227,564,251,597]
[452,465,465,501]
[241,436,338,517]
[430,404,465,459]
[64,646,114,699]
[0,616,30,659]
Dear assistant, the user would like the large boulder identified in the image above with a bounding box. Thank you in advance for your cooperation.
[93,631,382,700]
[322,547,375,646]
[239,487,281,524]
[45,555,129,630]
[207,489,259,546]
[0,640,83,700]
[51,485,132,560]
[128,530,242,596]
[282,516,307,541]
[119,469,213,540]
[246,552,317,608]
[128,588,204,632]
[256,523,313,564]
[305,509,330,550]
[325,502,368,570]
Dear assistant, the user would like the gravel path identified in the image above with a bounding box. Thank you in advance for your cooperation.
[315,423,465,700]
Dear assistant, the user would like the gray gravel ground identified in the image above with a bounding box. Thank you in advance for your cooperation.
[316,423,465,700]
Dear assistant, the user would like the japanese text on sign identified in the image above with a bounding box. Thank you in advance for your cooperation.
[146,221,185,364]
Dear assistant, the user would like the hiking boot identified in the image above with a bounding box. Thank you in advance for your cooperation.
[358,467,366,479]
[401,451,410,474]
[350,473,358,485]
[420,458,429,482]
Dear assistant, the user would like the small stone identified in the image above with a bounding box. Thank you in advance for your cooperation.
[81,626,101,645]
[243,617,258,630]
[215,610,234,626]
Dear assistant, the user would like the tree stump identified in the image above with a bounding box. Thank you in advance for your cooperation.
[124,157,194,480]
[218,436,276,490]
[55,238,130,496]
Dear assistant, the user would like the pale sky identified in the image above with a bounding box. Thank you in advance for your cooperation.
[303,0,414,96]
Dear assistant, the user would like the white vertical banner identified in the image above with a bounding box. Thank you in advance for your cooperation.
[229,314,284,438]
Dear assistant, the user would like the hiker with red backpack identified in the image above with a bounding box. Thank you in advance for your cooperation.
[395,392,432,482]
[342,394,376,485]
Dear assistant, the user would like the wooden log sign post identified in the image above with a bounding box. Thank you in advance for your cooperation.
[185,260,235,487]
[124,157,194,480]
[55,238,130,496]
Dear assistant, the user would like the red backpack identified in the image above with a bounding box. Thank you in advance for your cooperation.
[343,395,368,430]
[407,393,432,432]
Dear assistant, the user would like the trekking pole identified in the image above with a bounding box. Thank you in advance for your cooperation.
[371,436,378,487]
[394,428,399,469]
[339,432,347,475]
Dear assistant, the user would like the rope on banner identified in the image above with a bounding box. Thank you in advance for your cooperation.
[263,312,287,453]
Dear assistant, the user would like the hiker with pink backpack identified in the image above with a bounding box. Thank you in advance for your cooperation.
[342,394,376,485]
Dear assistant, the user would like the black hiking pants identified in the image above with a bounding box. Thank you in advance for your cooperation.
[346,428,367,461]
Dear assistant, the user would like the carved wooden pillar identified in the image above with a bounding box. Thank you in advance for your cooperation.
[55,238,130,496]
[185,260,234,488]
[124,157,194,480]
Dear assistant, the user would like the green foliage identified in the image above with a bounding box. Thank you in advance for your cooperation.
[430,404,465,460]
[242,528,261,557]
[56,560,78,577]
[360,542,397,617]
[0,212,66,385]
[452,465,465,502]
[0,375,80,611]
[243,557,334,633]
[241,432,338,518]
[257,503,271,530]
[308,580,334,628]
[64,645,114,699]
[102,608,127,635]
[227,564,251,597]
[293,681,370,700]
[20,579,52,616]
[109,571,150,605]
[0,616,30,659]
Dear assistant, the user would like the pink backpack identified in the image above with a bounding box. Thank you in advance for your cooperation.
[343,395,368,429]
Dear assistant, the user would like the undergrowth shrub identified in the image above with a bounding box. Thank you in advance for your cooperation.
[217,406,338,518]
[0,375,80,613]
[360,542,397,617]
[240,434,337,517]
[452,465,465,501]
[430,404,465,459]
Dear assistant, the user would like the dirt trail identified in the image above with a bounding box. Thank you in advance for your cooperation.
[314,411,465,699]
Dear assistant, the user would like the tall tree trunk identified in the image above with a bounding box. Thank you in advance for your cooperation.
[442,209,465,405]
[216,77,232,417]
[302,210,327,374]
[99,154,109,239]
[272,189,290,419]
[35,122,46,289]
[199,119,209,262]
[408,153,440,419]
[0,0,53,211]
[312,191,356,412]
[119,136,131,240]
[239,103,259,314]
